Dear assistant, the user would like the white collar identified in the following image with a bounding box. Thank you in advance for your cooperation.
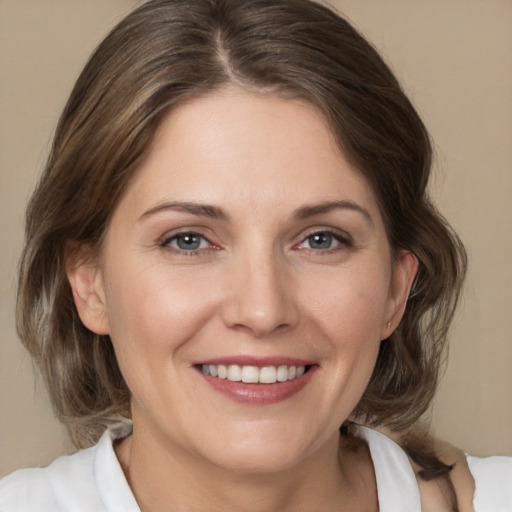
[358,426,421,512]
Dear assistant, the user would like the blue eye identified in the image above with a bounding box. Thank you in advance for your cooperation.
[298,231,350,251]
[166,233,210,251]
[306,232,335,250]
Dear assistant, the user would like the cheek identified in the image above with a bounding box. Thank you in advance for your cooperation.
[299,259,391,402]
[102,263,222,417]
[103,262,220,358]
[302,260,391,345]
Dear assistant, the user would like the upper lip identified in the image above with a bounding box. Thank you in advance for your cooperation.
[192,355,315,367]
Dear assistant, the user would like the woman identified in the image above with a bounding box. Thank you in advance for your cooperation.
[0,0,510,510]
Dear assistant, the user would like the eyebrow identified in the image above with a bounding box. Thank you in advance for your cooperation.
[139,201,230,221]
[139,199,372,224]
[293,200,373,225]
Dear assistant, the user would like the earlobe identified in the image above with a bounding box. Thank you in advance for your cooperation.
[381,250,419,339]
[65,248,110,335]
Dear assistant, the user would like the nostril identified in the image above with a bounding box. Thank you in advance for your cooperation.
[221,267,300,336]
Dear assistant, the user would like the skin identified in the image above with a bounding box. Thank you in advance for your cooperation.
[381,428,476,511]
[67,87,418,512]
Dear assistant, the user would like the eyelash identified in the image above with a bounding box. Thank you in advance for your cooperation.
[294,230,353,253]
[160,229,352,256]
[160,231,217,256]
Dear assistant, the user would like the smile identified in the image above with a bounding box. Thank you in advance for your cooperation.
[201,364,307,384]
[196,361,316,404]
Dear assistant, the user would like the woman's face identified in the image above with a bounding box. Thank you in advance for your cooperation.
[71,87,416,473]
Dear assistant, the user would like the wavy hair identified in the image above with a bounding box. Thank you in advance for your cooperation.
[17,0,466,457]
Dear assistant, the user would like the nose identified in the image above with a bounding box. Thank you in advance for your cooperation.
[221,248,299,338]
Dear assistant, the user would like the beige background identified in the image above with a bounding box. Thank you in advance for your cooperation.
[1,0,510,478]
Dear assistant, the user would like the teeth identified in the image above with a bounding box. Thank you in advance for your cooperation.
[217,365,227,379]
[201,364,307,383]
[241,366,259,383]
[259,366,277,384]
[276,365,288,382]
[227,365,242,381]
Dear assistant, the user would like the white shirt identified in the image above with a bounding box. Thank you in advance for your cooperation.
[1,422,510,511]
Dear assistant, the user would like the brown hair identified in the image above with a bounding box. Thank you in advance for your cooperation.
[18,0,465,466]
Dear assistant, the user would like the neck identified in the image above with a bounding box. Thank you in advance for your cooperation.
[115,420,378,512]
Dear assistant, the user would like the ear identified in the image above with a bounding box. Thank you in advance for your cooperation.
[381,250,418,340]
[65,246,110,335]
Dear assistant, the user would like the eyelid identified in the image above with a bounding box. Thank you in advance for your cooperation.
[294,227,354,251]
[301,226,353,243]
[159,229,219,254]
[157,226,353,255]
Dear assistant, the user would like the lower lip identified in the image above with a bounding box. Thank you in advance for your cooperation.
[197,367,316,404]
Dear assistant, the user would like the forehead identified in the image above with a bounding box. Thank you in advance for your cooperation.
[119,87,381,221]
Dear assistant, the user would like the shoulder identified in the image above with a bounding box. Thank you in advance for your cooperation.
[0,421,138,512]
[0,467,56,511]
[416,440,512,512]
[466,452,512,512]
[0,444,100,512]
[361,426,512,512]
[412,441,476,512]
